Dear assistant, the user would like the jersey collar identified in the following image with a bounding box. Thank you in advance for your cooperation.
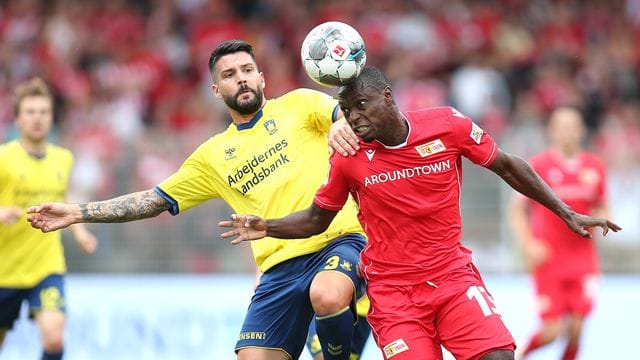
[235,109,264,131]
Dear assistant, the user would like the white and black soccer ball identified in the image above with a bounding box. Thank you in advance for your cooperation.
[301,21,366,87]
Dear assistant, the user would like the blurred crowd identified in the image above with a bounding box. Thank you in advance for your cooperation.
[1,0,639,271]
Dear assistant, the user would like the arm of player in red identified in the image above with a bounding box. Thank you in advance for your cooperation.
[488,150,622,238]
[219,204,339,245]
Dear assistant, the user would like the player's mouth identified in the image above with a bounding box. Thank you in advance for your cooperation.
[352,125,370,136]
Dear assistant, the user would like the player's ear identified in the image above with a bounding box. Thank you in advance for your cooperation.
[211,83,222,99]
[383,87,393,103]
[260,71,266,90]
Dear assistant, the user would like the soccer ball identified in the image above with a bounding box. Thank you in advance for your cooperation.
[301,21,366,87]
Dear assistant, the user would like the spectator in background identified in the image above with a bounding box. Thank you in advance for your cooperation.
[509,106,609,360]
[0,77,97,360]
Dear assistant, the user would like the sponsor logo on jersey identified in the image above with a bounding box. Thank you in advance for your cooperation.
[364,159,451,187]
[227,139,290,195]
[225,147,236,160]
[415,139,446,157]
[263,119,278,135]
[383,338,409,358]
[470,122,484,144]
[365,149,376,161]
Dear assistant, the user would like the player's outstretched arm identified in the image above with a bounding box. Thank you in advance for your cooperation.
[489,150,622,238]
[219,203,338,244]
[27,189,172,233]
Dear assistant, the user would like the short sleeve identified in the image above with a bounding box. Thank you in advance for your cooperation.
[156,151,220,215]
[313,154,350,211]
[450,109,498,167]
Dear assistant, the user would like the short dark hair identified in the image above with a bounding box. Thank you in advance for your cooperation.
[341,66,390,93]
[208,40,256,80]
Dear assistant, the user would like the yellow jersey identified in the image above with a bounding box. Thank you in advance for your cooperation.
[157,88,364,271]
[0,140,73,287]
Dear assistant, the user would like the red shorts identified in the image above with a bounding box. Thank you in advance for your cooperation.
[366,264,515,360]
[533,272,599,321]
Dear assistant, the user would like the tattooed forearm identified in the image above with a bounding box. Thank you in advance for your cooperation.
[79,190,172,223]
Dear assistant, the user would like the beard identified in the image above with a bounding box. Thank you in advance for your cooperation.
[222,84,264,115]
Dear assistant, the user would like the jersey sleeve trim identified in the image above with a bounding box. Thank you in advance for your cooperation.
[313,196,344,211]
[480,143,499,167]
[331,104,340,123]
[154,186,179,215]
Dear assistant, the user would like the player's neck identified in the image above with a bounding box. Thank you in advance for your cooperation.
[556,145,580,159]
[379,114,409,147]
[19,137,47,157]
[228,101,266,125]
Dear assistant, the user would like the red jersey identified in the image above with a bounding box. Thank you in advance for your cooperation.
[314,107,499,285]
[527,149,607,276]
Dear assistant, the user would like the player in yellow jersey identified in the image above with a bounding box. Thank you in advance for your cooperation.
[0,78,97,360]
[27,40,369,360]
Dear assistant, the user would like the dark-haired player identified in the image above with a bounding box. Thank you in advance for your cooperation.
[27,40,370,360]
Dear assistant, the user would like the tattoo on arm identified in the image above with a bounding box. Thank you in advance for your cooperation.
[79,190,171,223]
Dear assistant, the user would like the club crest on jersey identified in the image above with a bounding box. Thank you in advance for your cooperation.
[383,338,409,358]
[579,168,601,186]
[225,147,236,160]
[415,139,446,157]
[470,122,484,144]
[264,119,278,135]
[339,260,353,272]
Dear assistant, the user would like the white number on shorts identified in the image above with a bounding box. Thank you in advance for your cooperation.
[466,285,501,317]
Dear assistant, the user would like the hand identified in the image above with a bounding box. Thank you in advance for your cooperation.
[0,206,22,224]
[328,118,359,156]
[523,237,549,269]
[73,226,98,255]
[565,212,622,238]
[26,203,78,232]
[218,214,267,245]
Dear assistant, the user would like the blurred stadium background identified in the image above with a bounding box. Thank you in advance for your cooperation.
[0,0,639,359]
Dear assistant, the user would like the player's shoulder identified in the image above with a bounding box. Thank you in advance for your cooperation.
[46,143,73,160]
[0,141,12,155]
[406,106,470,124]
[273,88,331,106]
[581,150,606,168]
[527,149,553,165]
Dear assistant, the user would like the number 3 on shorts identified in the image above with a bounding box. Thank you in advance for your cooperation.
[466,285,502,316]
[324,255,340,270]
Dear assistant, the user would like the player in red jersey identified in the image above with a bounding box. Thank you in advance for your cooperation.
[219,67,620,360]
[509,106,608,360]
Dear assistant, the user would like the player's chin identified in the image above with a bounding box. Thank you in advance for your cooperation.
[359,133,376,143]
